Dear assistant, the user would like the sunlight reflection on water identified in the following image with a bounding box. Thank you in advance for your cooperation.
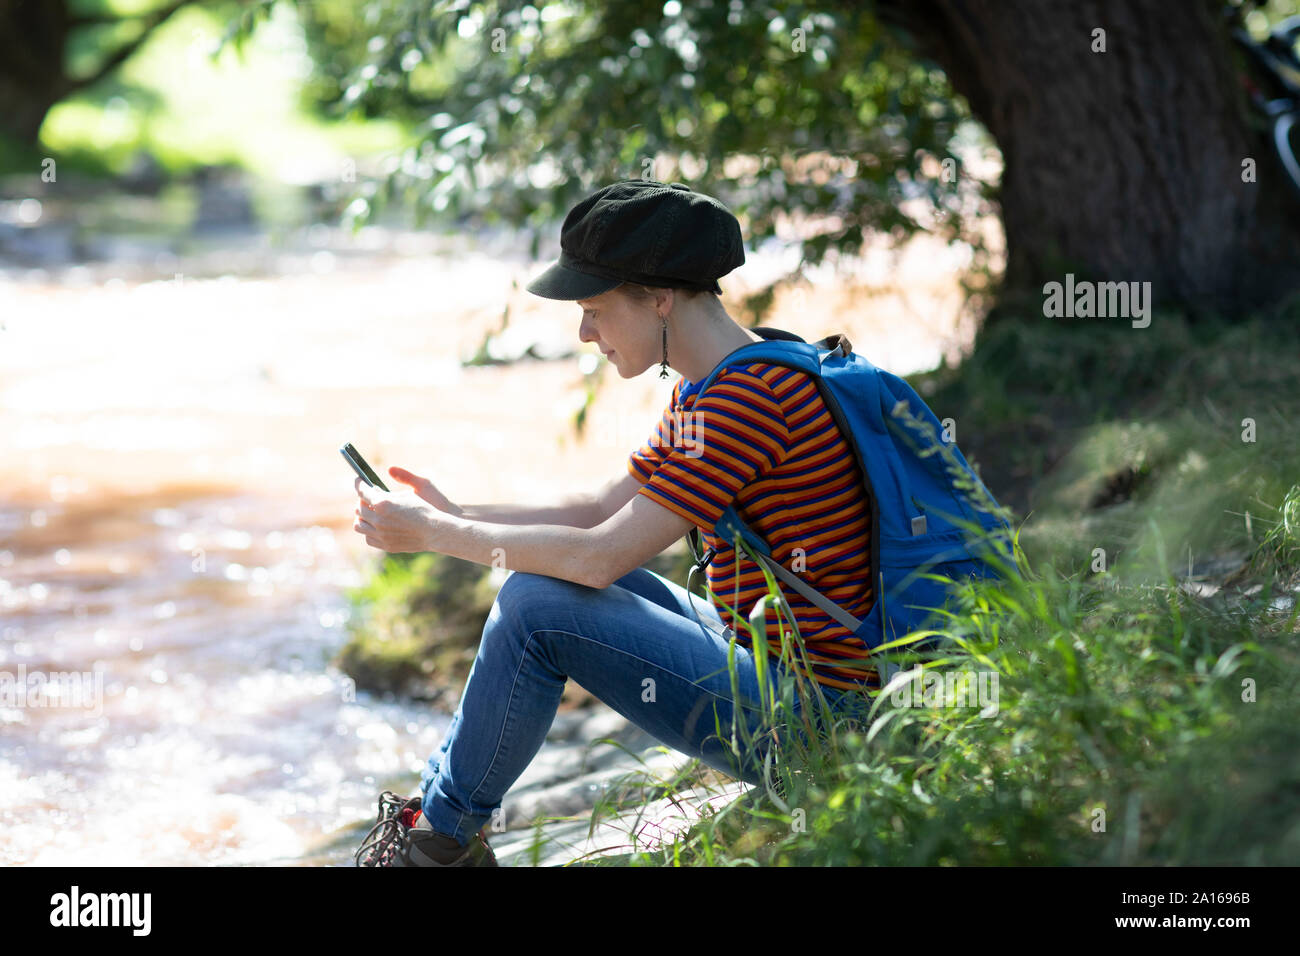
[0,222,968,864]
[0,487,451,866]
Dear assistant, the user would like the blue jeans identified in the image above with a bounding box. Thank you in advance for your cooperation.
[418,566,866,844]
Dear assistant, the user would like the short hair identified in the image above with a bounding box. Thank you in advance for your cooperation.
[617,282,711,304]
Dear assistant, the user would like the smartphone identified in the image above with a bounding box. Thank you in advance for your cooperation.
[340,442,391,492]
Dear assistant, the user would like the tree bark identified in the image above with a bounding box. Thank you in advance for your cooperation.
[875,0,1300,316]
[0,0,73,144]
[0,0,199,148]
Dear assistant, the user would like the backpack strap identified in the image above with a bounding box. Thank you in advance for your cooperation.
[750,326,807,344]
[717,506,906,686]
[714,504,862,632]
[682,324,805,574]
[677,327,908,686]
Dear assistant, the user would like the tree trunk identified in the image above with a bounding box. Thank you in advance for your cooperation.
[0,0,199,148]
[0,79,62,145]
[876,0,1300,316]
[0,0,73,145]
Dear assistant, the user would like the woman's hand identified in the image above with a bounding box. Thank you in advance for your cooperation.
[387,465,464,517]
[353,476,451,553]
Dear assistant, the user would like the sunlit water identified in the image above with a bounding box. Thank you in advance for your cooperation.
[0,484,451,865]
[0,211,972,865]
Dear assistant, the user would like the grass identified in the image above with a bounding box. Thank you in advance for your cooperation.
[537,304,1300,867]
[336,302,1300,866]
[336,551,501,705]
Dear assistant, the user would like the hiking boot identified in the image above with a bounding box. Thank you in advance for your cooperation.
[354,790,499,867]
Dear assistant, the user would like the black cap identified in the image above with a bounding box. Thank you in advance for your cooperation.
[525,180,745,300]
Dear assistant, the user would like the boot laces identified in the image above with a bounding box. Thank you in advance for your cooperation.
[354,790,409,867]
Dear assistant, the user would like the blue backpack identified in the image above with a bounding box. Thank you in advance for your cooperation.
[684,327,1013,685]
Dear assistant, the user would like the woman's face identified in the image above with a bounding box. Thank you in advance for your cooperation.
[576,287,666,378]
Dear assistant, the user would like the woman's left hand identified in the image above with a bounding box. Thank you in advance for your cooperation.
[353,476,448,553]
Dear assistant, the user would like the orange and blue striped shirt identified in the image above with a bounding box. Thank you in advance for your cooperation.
[627,363,879,692]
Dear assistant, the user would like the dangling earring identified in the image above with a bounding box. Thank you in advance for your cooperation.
[658,316,670,378]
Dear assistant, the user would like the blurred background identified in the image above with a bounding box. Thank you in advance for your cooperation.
[2,0,1299,866]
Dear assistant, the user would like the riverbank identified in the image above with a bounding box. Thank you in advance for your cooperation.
[335,304,1300,866]
[607,305,1300,866]
[1,206,979,864]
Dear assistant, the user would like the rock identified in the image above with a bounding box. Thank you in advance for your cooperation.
[0,222,80,267]
[484,701,754,866]
[492,774,751,867]
[120,151,168,197]
[191,164,257,233]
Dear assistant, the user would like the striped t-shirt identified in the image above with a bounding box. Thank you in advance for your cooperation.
[627,362,879,692]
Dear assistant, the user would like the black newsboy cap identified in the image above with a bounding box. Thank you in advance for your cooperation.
[525,179,745,300]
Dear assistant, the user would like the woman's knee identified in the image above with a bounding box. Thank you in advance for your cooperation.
[474,573,569,676]
[493,569,580,608]
[484,570,589,641]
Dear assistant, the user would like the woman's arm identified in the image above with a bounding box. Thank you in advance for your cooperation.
[455,495,599,527]
[387,467,640,529]
[354,477,691,589]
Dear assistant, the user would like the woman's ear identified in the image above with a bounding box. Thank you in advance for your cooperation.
[656,287,674,318]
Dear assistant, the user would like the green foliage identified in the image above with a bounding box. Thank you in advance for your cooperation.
[336,551,498,701]
[1252,483,1300,576]
[579,474,1299,867]
[281,0,998,317]
[559,306,1300,867]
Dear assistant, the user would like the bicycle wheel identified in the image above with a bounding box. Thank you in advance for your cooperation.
[1272,109,1300,199]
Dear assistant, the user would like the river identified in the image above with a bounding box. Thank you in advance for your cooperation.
[0,200,975,864]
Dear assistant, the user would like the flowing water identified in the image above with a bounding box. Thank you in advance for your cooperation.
[0,200,972,865]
